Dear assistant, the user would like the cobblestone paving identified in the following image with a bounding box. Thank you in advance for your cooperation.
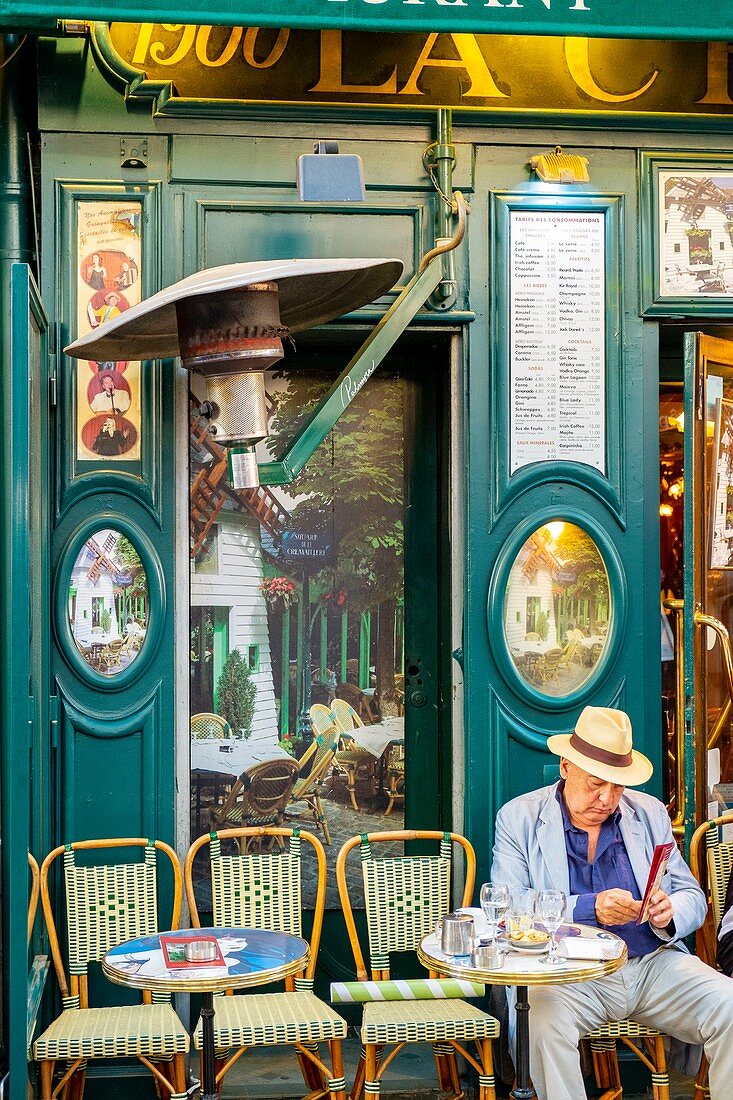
[190,775,406,914]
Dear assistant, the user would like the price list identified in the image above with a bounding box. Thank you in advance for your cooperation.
[509,210,606,474]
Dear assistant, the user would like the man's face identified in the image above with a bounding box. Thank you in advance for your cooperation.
[101,375,115,393]
[103,418,115,432]
[560,759,624,829]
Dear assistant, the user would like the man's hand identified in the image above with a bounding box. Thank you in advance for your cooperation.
[646,889,674,929]
[595,889,641,925]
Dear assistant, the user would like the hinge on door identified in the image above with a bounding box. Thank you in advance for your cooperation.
[49,694,59,750]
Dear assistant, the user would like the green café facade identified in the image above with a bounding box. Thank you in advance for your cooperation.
[4,0,733,1094]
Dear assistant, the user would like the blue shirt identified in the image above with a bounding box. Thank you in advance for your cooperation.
[556,782,661,958]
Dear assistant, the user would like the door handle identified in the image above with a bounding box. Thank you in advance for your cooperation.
[693,610,733,749]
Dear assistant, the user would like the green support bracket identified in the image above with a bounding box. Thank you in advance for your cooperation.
[280,608,290,737]
[359,612,371,690]
[258,192,468,487]
[340,609,348,684]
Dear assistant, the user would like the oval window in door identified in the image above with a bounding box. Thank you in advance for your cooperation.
[503,521,610,698]
[67,527,148,677]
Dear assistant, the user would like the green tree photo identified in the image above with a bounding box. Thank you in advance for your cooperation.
[268,362,404,713]
[216,648,257,738]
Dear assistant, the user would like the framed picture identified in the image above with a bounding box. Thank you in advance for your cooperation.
[708,397,733,569]
[641,153,733,315]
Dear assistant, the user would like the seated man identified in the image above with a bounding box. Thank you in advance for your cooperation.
[492,705,733,1100]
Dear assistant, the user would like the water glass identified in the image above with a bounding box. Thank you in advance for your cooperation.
[537,889,566,967]
[479,882,509,946]
[506,888,535,939]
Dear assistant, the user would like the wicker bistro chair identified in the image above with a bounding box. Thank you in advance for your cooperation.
[335,831,500,1100]
[383,743,405,817]
[190,712,232,739]
[332,699,379,813]
[33,838,189,1100]
[687,811,733,1100]
[185,827,348,1100]
[311,703,336,737]
[286,725,340,844]
[211,757,300,840]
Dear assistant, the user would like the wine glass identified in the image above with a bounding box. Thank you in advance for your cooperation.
[479,882,509,948]
[537,889,566,967]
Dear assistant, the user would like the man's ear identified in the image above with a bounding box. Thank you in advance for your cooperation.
[559,758,570,779]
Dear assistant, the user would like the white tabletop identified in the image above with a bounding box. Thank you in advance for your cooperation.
[351,716,405,758]
[511,640,557,656]
[418,923,627,987]
[191,738,292,778]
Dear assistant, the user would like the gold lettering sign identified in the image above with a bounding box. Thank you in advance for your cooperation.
[105,25,733,115]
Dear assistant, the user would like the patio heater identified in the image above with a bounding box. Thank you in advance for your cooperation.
[65,257,403,489]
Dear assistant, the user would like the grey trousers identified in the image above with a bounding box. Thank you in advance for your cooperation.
[526,948,733,1100]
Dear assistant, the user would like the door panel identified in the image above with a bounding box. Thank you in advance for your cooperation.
[682,333,733,847]
[6,264,52,1100]
[468,145,661,882]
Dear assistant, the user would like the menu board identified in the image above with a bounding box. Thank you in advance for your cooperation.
[510,210,606,474]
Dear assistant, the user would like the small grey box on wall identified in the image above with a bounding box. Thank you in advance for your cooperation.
[297,141,366,202]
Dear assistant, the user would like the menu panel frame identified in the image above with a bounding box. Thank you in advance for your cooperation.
[489,192,624,525]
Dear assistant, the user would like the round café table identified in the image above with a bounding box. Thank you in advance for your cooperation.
[418,923,627,1100]
[103,926,309,1100]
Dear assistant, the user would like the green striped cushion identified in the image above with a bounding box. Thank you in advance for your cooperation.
[330,978,485,1003]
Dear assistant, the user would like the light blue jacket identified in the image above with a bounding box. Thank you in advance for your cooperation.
[491,783,706,948]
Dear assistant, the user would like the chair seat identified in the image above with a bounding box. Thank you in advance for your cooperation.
[335,749,374,764]
[193,991,347,1049]
[586,1019,662,1039]
[361,998,500,1045]
[34,1004,189,1060]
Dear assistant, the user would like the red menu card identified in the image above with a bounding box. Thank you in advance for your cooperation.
[160,933,225,969]
[636,841,675,925]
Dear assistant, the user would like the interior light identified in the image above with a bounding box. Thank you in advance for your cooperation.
[545,521,565,541]
[669,412,684,433]
[659,503,674,517]
[529,146,590,184]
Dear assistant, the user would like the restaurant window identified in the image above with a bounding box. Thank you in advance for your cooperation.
[504,522,611,698]
[67,527,149,676]
[187,358,406,911]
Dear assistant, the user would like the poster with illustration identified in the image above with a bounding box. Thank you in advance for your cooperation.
[76,203,142,460]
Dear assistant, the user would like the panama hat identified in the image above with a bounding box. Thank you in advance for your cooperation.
[546,706,653,786]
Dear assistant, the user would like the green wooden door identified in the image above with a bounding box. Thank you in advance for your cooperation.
[682,333,733,849]
[465,143,662,884]
[6,264,53,1100]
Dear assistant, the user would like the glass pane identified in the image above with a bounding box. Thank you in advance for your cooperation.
[701,369,733,817]
[188,360,406,910]
[67,528,148,675]
[504,521,610,698]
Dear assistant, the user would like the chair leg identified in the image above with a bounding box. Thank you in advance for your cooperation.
[346,765,360,812]
[329,1038,347,1100]
[39,1061,55,1100]
[313,793,331,845]
[350,1046,367,1100]
[693,1052,710,1100]
[477,1037,496,1100]
[171,1053,187,1095]
[68,1065,87,1100]
[365,1044,380,1098]
[650,1034,670,1100]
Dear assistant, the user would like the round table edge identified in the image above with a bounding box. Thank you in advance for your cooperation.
[417,940,628,986]
[102,941,311,994]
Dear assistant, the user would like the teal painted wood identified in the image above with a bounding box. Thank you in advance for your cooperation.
[40,135,177,869]
[4,1,729,41]
[7,264,52,1100]
[465,146,662,889]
